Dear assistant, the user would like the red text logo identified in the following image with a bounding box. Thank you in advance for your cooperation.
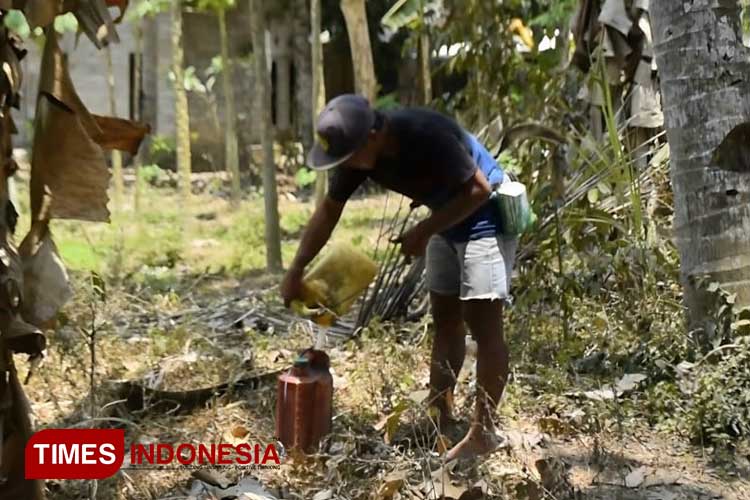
[129,443,281,466]
[25,429,125,479]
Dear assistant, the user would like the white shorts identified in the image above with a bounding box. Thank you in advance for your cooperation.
[425,234,518,301]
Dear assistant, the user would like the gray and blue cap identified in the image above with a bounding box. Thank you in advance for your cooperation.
[308,94,376,171]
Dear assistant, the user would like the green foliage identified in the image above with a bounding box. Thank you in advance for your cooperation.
[54,12,78,34]
[294,168,318,189]
[138,164,170,186]
[374,92,400,111]
[4,10,30,39]
[381,0,442,33]
[195,0,236,11]
[527,0,577,30]
[497,150,521,176]
[149,136,176,167]
[126,0,173,21]
[181,65,215,94]
[682,340,750,448]
[434,0,570,129]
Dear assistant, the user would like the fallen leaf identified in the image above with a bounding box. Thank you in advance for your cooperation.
[409,389,430,404]
[642,469,682,488]
[580,388,617,401]
[232,425,250,438]
[424,466,468,500]
[378,470,408,499]
[189,476,277,499]
[504,429,546,450]
[615,373,647,393]
[568,373,648,402]
[312,489,333,500]
[377,400,409,444]
[625,466,648,488]
[191,469,231,489]
[537,416,574,436]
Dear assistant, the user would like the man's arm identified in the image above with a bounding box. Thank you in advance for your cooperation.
[399,170,491,256]
[281,196,346,304]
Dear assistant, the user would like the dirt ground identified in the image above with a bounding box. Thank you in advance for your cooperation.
[16,269,750,500]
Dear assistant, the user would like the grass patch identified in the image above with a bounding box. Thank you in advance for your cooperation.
[11,178,394,281]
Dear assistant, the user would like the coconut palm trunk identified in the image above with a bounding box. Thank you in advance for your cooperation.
[218,5,241,206]
[250,0,283,271]
[171,0,193,203]
[651,1,750,327]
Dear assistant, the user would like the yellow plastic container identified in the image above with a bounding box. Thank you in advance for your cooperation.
[292,243,378,326]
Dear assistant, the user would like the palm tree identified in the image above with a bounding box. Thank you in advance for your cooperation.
[652,1,750,326]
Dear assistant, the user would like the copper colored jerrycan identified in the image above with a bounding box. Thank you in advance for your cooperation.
[275,349,333,453]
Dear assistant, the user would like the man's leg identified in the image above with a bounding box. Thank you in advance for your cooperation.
[424,235,464,426]
[428,292,466,424]
[444,298,507,461]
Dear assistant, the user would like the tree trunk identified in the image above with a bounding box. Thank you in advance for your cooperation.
[219,6,241,207]
[340,0,378,102]
[274,20,292,136]
[250,0,283,272]
[133,18,143,213]
[419,31,431,104]
[652,1,750,327]
[293,0,313,152]
[171,0,192,203]
[105,46,123,212]
[311,0,327,204]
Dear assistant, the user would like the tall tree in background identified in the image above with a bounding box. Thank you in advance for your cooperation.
[418,27,430,104]
[104,46,124,211]
[132,16,144,213]
[652,1,750,326]
[273,14,293,136]
[340,0,378,101]
[311,0,327,203]
[212,0,242,206]
[171,0,193,203]
[292,0,313,152]
[250,0,283,271]
[128,0,170,212]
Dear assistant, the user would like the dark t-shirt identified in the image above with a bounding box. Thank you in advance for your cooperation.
[327,108,504,241]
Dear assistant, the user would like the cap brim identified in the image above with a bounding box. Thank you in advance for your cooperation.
[308,143,354,171]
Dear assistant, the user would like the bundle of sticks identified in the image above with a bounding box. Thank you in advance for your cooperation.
[356,198,428,330]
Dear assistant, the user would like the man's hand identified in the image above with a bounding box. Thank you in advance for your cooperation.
[398,223,432,257]
[281,267,305,307]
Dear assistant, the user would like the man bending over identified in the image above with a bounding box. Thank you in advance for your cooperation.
[281,95,518,461]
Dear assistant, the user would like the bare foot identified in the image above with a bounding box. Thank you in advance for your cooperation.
[444,425,502,462]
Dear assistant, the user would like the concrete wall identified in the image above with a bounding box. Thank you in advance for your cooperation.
[15,24,139,146]
[11,4,339,173]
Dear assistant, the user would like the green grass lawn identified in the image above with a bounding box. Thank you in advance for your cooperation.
[12,174,397,285]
